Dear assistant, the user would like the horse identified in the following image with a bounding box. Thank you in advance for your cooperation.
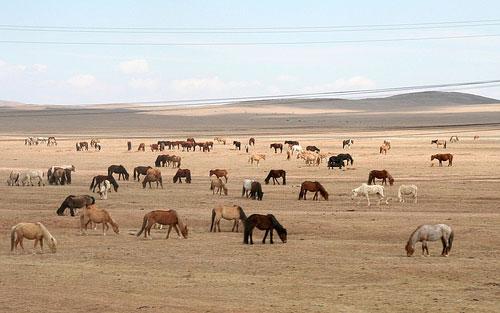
[284,140,299,146]
[142,168,163,189]
[431,139,447,149]
[242,179,256,198]
[6,171,19,186]
[155,154,171,167]
[47,168,70,185]
[343,139,354,149]
[306,145,320,153]
[210,205,247,232]
[98,180,111,200]
[431,154,453,166]
[290,144,303,155]
[150,144,159,151]
[449,136,459,143]
[250,181,264,200]
[383,140,391,149]
[243,214,287,244]
[186,137,196,144]
[133,166,152,181]
[181,141,195,152]
[317,152,331,163]
[127,141,132,151]
[138,143,145,151]
[233,141,241,150]
[248,153,266,166]
[269,143,283,153]
[90,175,119,192]
[298,151,320,166]
[368,169,394,186]
[327,156,345,169]
[351,183,387,206]
[47,136,57,146]
[298,181,328,200]
[405,224,453,257]
[473,135,480,140]
[107,165,129,180]
[11,222,57,253]
[249,137,255,146]
[210,176,228,195]
[56,194,95,216]
[336,153,354,166]
[90,138,100,148]
[173,169,191,183]
[264,169,286,185]
[76,141,89,151]
[170,155,181,168]
[210,169,228,182]
[17,170,45,186]
[398,185,418,203]
[80,204,119,236]
[136,210,188,239]
[379,144,390,155]
[49,164,75,174]
[214,137,226,145]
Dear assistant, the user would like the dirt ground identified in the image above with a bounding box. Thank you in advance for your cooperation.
[0,126,499,313]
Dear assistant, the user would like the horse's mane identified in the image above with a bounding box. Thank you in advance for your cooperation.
[237,206,247,220]
[269,214,286,233]
[108,175,119,188]
[407,225,423,245]
[36,222,55,242]
[316,182,328,199]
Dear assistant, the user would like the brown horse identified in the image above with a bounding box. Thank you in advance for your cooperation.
[379,144,390,155]
[138,143,145,151]
[150,144,159,151]
[76,141,88,151]
[431,154,453,166]
[142,168,163,188]
[56,194,95,216]
[431,139,447,149]
[210,169,228,182]
[306,145,320,152]
[264,169,286,185]
[136,210,188,239]
[298,181,329,200]
[243,214,287,244]
[269,143,283,153]
[133,166,152,181]
[210,205,247,232]
[368,170,394,186]
[173,169,191,183]
[249,137,255,146]
[80,204,119,236]
[210,177,228,195]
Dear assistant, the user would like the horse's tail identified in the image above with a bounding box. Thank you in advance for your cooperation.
[136,214,148,237]
[89,176,96,190]
[298,186,304,200]
[444,141,447,149]
[210,209,216,232]
[133,168,137,180]
[10,225,17,251]
[367,173,372,185]
[282,172,286,185]
[448,230,454,253]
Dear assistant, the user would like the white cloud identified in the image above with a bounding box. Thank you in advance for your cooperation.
[302,76,376,93]
[129,78,159,90]
[119,59,149,74]
[32,64,48,72]
[67,74,96,88]
[170,76,260,94]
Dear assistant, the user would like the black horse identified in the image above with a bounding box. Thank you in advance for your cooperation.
[327,156,345,169]
[133,166,152,181]
[56,195,95,216]
[249,181,264,200]
[243,214,287,244]
[107,165,129,180]
[306,145,320,152]
[336,153,354,166]
[90,175,119,192]
[155,154,171,167]
[233,141,241,150]
[285,140,299,146]
[269,143,283,153]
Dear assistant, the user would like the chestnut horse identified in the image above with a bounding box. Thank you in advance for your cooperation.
[80,204,119,236]
[243,214,287,244]
[368,170,394,186]
[264,169,286,185]
[298,181,328,200]
[210,169,228,182]
[138,143,145,151]
[136,210,188,239]
[173,168,191,183]
[431,154,453,166]
[142,168,163,188]
[133,166,152,181]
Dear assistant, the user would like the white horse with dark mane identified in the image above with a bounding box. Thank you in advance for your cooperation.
[398,185,418,203]
[351,183,388,206]
[405,224,453,257]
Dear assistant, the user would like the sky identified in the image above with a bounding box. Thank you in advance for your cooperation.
[1,1,500,104]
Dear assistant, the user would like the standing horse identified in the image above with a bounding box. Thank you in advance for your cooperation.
[298,181,328,200]
[133,166,152,181]
[248,153,266,166]
[242,179,255,198]
[136,210,188,239]
[351,183,387,206]
[249,137,255,146]
[90,175,119,192]
[405,224,453,257]
[336,153,354,166]
[284,140,299,146]
[210,169,228,182]
[48,168,69,185]
[306,145,320,152]
[431,154,453,166]
[379,144,390,155]
[210,205,247,232]
[298,151,320,166]
[17,170,45,186]
[270,143,283,153]
[243,214,287,244]
[368,170,394,186]
[150,144,159,151]
[107,165,129,180]
[142,168,163,189]
[155,154,171,167]
[80,204,119,236]
[138,143,146,151]
[210,176,228,195]
[56,195,95,216]
[233,141,241,150]
[431,139,447,149]
[173,169,191,183]
[398,185,418,203]
[98,180,111,200]
[327,156,345,169]
[11,222,57,253]
[449,136,459,143]
[264,169,286,185]
[47,137,57,146]
[76,142,89,151]
[343,139,354,149]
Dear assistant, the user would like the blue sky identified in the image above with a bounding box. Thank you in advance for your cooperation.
[1,1,500,104]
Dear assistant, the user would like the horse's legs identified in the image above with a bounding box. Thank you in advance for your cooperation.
[249,227,254,244]
[173,224,181,238]
[231,220,237,232]
[39,238,43,253]
[166,225,172,239]
[270,228,274,244]
[441,237,447,256]
[366,194,371,206]
[217,218,221,232]
[439,160,443,167]
[263,229,269,244]
[303,190,307,200]
[102,223,106,236]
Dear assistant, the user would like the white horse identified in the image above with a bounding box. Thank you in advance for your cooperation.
[351,183,387,206]
[405,224,453,257]
[398,185,418,203]
[290,145,303,155]
[18,170,45,186]
[241,179,256,198]
[50,165,75,173]
[98,180,111,200]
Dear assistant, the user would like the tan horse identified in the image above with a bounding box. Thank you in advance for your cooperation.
[11,222,57,253]
[379,144,390,155]
[297,151,320,166]
[214,137,226,145]
[142,168,163,188]
[136,209,188,239]
[248,153,266,166]
[210,176,228,195]
[80,204,119,235]
[210,205,247,232]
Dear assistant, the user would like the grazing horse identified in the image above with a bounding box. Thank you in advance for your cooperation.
[379,144,390,155]
[351,183,387,206]
[210,176,228,195]
[336,153,354,166]
[90,175,119,192]
[264,169,286,185]
[306,145,320,152]
[343,139,354,149]
[249,137,255,146]
[298,151,320,166]
[298,181,328,200]
[47,168,70,185]
[98,180,111,200]
[142,168,163,189]
[11,222,57,253]
[250,181,264,200]
[47,137,57,146]
[431,154,453,166]
[243,214,287,244]
[398,185,418,203]
[269,143,283,153]
[248,153,266,166]
[155,154,171,167]
[181,141,195,152]
[150,144,159,151]
[210,205,247,232]
[233,141,241,150]
[76,142,89,151]
[16,170,45,186]
[173,169,191,183]
[405,224,453,257]
[473,135,480,140]
[327,155,345,169]
[6,171,19,186]
[133,166,152,181]
[90,138,100,148]
[449,136,459,143]
[56,194,95,216]
[214,137,226,145]
[136,210,188,239]
[368,169,394,186]
[210,169,228,182]
[284,140,299,146]
[431,139,447,149]
[290,144,303,155]
[107,165,129,180]
[242,179,256,198]
[80,204,119,236]
[138,143,146,151]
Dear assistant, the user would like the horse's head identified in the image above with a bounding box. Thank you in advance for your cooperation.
[351,189,358,200]
[278,229,287,243]
[431,155,436,161]
[389,177,394,186]
[111,223,120,234]
[405,241,415,256]
[181,224,188,239]
[48,236,57,253]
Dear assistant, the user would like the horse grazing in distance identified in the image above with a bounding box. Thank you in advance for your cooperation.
[11,222,57,254]
[248,137,255,146]
[133,166,152,181]
[136,210,188,239]
[6,171,19,186]
[265,169,286,185]
[233,141,241,150]
[336,153,354,166]
[210,169,228,182]
[210,176,228,195]
[405,224,453,257]
[181,141,195,152]
[248,153,266,166]
[449,136,459,143]
[250,181,264,200]
[298,151,320,166]
[473,135,480,140]
[210,205,247,232]
[431,154,453,166]
[107,165,129,180]
[298,181,328,201]
[398,185,418,203]
[368,170,394,186]
[242,179,256,198]
[343,139,354,149]
[284,140,299,146]
[155,154,171,167]
[431,139,447,149]
[173,169,191,183]
[47,168,70,185]
[47,136,57,146]
[306,145,320,152]
[90,138,100,148]
[56,194,95,216]
[243,214,287,244]
[16,170,45,186]
[150,143,159,151]
[138,143,146,151]
[351,183,387,206]
[290,144,303,155]
[170,155,182,168]
[269,143,283,153]
[90,175,119,192]
[214,137,226,145]
[142,168,163,189]
[80,204,119,236]
[327,156,345,169]
[76,142,89,151]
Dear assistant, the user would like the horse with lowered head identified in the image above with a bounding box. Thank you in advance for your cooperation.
[90,175,119,192]
[405,224,453,257]
[173,168,191,183]
[210,176,228,195]
[265,169,286,185]
[210,169,228,182]
[142,168,163,189]
[298,181,328,200]
[80,204,119,236]
[11,222,57,253]
[133,166,152,181]
[243,214,287,244]
[210,205,247,232]
[57,194,95,216]
[136,209,188,239]
[368,169,394,186]
[108,165,129,180]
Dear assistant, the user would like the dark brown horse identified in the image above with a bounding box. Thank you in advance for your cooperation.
[368,170,394,186]
[284,140,299,146]
[243,214,287,244]
[298,181,328,200]
[250,181,264,200]
[210,169,228,182]
[155,154,172,167]
[248,137,255,146]
[431,154,453,166]
[107,165,129,180]
[181,141,195,152]
[56,195,95,216]
[76,142,88,151]
[173,169,191,183]
[150,144,159,151]
[133,166,152,181]
[264,169,286,185]
[136,210,188,239]
[142,168,163,189]
[90,175,119,192]
[138,143,145,151]
[306,145,320,152]
[269,143,283,153]
[233,141,241,150]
